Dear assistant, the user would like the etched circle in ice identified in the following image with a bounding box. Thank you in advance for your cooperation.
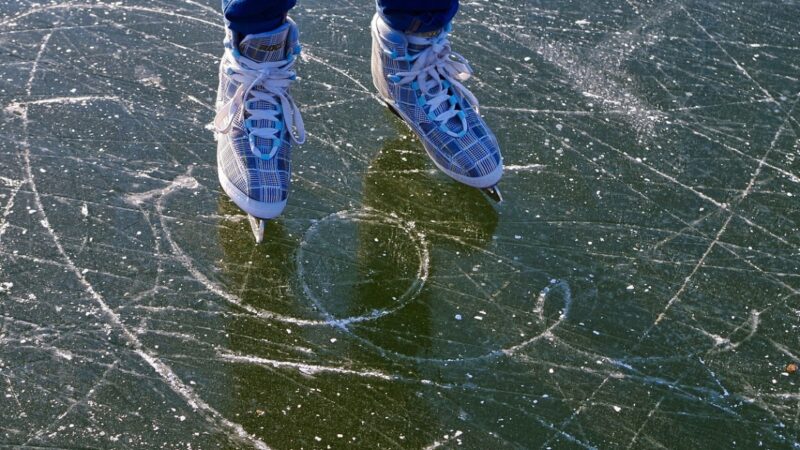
[346,278,574,363]
[295,209,576,362]
[296,208,429,325]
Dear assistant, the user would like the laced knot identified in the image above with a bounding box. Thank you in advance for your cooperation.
[385,30,478,138]
[214,48,305,161]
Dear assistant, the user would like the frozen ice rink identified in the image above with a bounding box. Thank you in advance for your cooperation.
[0,0,798,448]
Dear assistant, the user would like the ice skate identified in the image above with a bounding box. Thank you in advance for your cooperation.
[370,14,504,202]
[214,19,305,243]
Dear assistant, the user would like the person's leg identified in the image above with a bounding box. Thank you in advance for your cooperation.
[222,0,297,35]
[376,0,458,33]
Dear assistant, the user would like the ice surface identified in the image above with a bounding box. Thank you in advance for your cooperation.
[0,0,798,448]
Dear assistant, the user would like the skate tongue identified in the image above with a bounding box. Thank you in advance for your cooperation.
[406,28,444,54]
[239,22,291,63]
[404,25,467,135]
[236,23,293,154]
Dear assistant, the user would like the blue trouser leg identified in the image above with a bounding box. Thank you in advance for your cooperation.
[222,0,297,35]
[221,0,458,36]
[376,0,459,33]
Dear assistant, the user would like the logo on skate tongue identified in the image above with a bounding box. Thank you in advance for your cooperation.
[257,43,284,52]
[414,29,442,38]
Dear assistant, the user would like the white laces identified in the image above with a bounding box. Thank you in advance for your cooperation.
[384,30,478,138]
[214,50,305,160]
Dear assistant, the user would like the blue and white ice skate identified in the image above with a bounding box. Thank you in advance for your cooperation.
[214,19,305,243]
[370,14,504,202]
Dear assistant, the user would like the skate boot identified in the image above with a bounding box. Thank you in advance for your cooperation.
[370,14,504,202]
[214,19,305,243]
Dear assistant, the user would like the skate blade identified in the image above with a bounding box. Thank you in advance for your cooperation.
[248,215,266,244]
[384,101,402,119]
[482,185,504,203]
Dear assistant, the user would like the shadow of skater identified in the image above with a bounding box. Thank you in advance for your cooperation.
[347,110,500,358]
[216,196,298,316]
[207,112,500,446]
